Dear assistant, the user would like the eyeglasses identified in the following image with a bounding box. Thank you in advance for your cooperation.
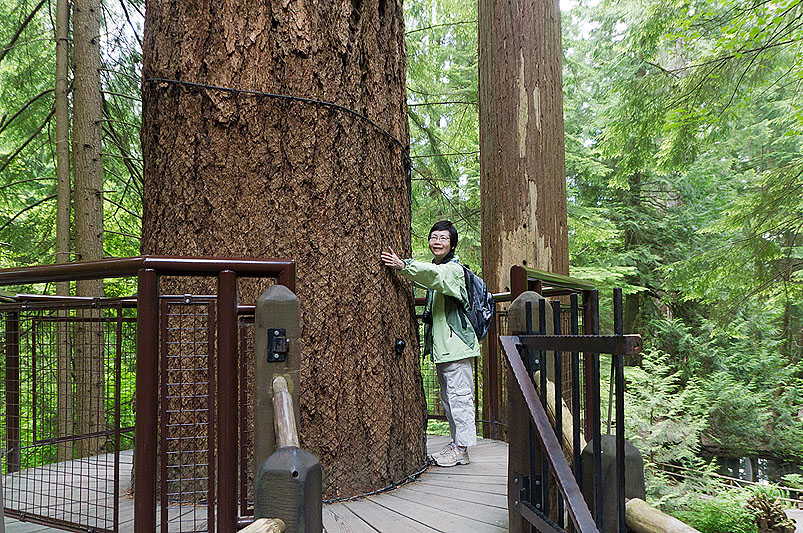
[429,235,451,243]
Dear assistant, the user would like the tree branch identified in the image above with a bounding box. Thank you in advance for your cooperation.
[411,150,479,159]
[0,176,55,190]
[0,107,55,176]
[118,0,143,47]
[104,229,140,239]
[102,194,142,220]
[0,0,48,66]
[0,194,56,234]
[408,100,477,107]
[406,20,476,34]
[0,89,54,136]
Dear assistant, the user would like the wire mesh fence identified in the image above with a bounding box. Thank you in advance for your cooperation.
[0,297,259,533]
[157,298,217,532]
[0,256,295,533]
[1,302,135,532]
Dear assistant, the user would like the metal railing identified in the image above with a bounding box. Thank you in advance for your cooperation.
[0,256,295,533]
[501,265,642,532]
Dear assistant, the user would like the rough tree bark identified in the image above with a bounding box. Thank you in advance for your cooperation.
[72,0,105,457]
[54,0,73,461]
[141,0,425,498]
[478,0,569,290]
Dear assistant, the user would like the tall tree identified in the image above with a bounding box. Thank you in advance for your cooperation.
[72,0,104,271]
[141,0,426,498]
[478,0,569,293]
[55,0,73,461]
[72,0,105,457]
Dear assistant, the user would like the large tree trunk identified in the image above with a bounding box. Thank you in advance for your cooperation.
[141,0,425,499]
[478,0,568,526]
[54,0,73,462]
[72,0,105,457]
[478,0,569,290]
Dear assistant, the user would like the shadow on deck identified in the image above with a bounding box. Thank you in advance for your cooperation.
[3,435,508,533]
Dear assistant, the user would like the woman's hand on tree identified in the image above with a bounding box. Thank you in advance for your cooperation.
[381,247,405,270]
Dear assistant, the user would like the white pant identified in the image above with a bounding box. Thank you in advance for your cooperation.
[436,358,477,447]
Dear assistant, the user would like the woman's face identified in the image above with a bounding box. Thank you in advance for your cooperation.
[428,230,452,263]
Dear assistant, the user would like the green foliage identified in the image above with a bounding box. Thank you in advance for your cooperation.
[781,473,803,489]
[0,0,142,292]
[405,0,481,271]
[426,419,451,436]
[563,0,803,465]
[675,490,758,533]
[625,349,707,465]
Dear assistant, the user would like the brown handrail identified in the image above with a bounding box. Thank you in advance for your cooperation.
[0,255,296,286]
[501,335,599,533]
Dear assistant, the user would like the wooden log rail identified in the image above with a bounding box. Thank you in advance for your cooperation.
[251,365,322,531]
[626,499,699,533]
[240,518,286,533]
[272,376,299,448]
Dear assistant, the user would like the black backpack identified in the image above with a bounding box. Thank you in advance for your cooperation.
[453,262,495,340]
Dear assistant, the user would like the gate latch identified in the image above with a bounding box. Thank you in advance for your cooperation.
[267,329,289,363]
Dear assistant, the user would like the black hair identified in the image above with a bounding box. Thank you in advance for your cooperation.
[429,220,458,251]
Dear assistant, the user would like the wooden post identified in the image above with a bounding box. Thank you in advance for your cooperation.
[254,284,321,532]
[254,378,322,532]
[254,285,301,468]
[507,290,554,531]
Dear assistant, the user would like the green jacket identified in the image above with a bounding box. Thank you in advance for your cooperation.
[401,259,481,364]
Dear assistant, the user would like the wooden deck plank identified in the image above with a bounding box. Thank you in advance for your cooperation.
[369,492,507,533]
[0,520,55,533]
[5,437,510,533]
[421,461,507,478]
[425,468,507,478]
[323,503,379,533]
[403,482,508,509]
[342,499,440,533]
[388,487,508,529]
[425,435,451,451]
[414,478,507,494]
[414,473,507,487]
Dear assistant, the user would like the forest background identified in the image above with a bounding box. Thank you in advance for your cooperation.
[1,0,802,525]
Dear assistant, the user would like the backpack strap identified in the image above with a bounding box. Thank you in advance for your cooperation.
[448,259,470,330]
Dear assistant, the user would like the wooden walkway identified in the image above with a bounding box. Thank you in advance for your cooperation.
[323,435,508,532]
[3,435,509,532]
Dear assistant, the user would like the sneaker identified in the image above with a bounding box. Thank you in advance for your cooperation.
[428,442,456,463]
[434,445,470,467]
